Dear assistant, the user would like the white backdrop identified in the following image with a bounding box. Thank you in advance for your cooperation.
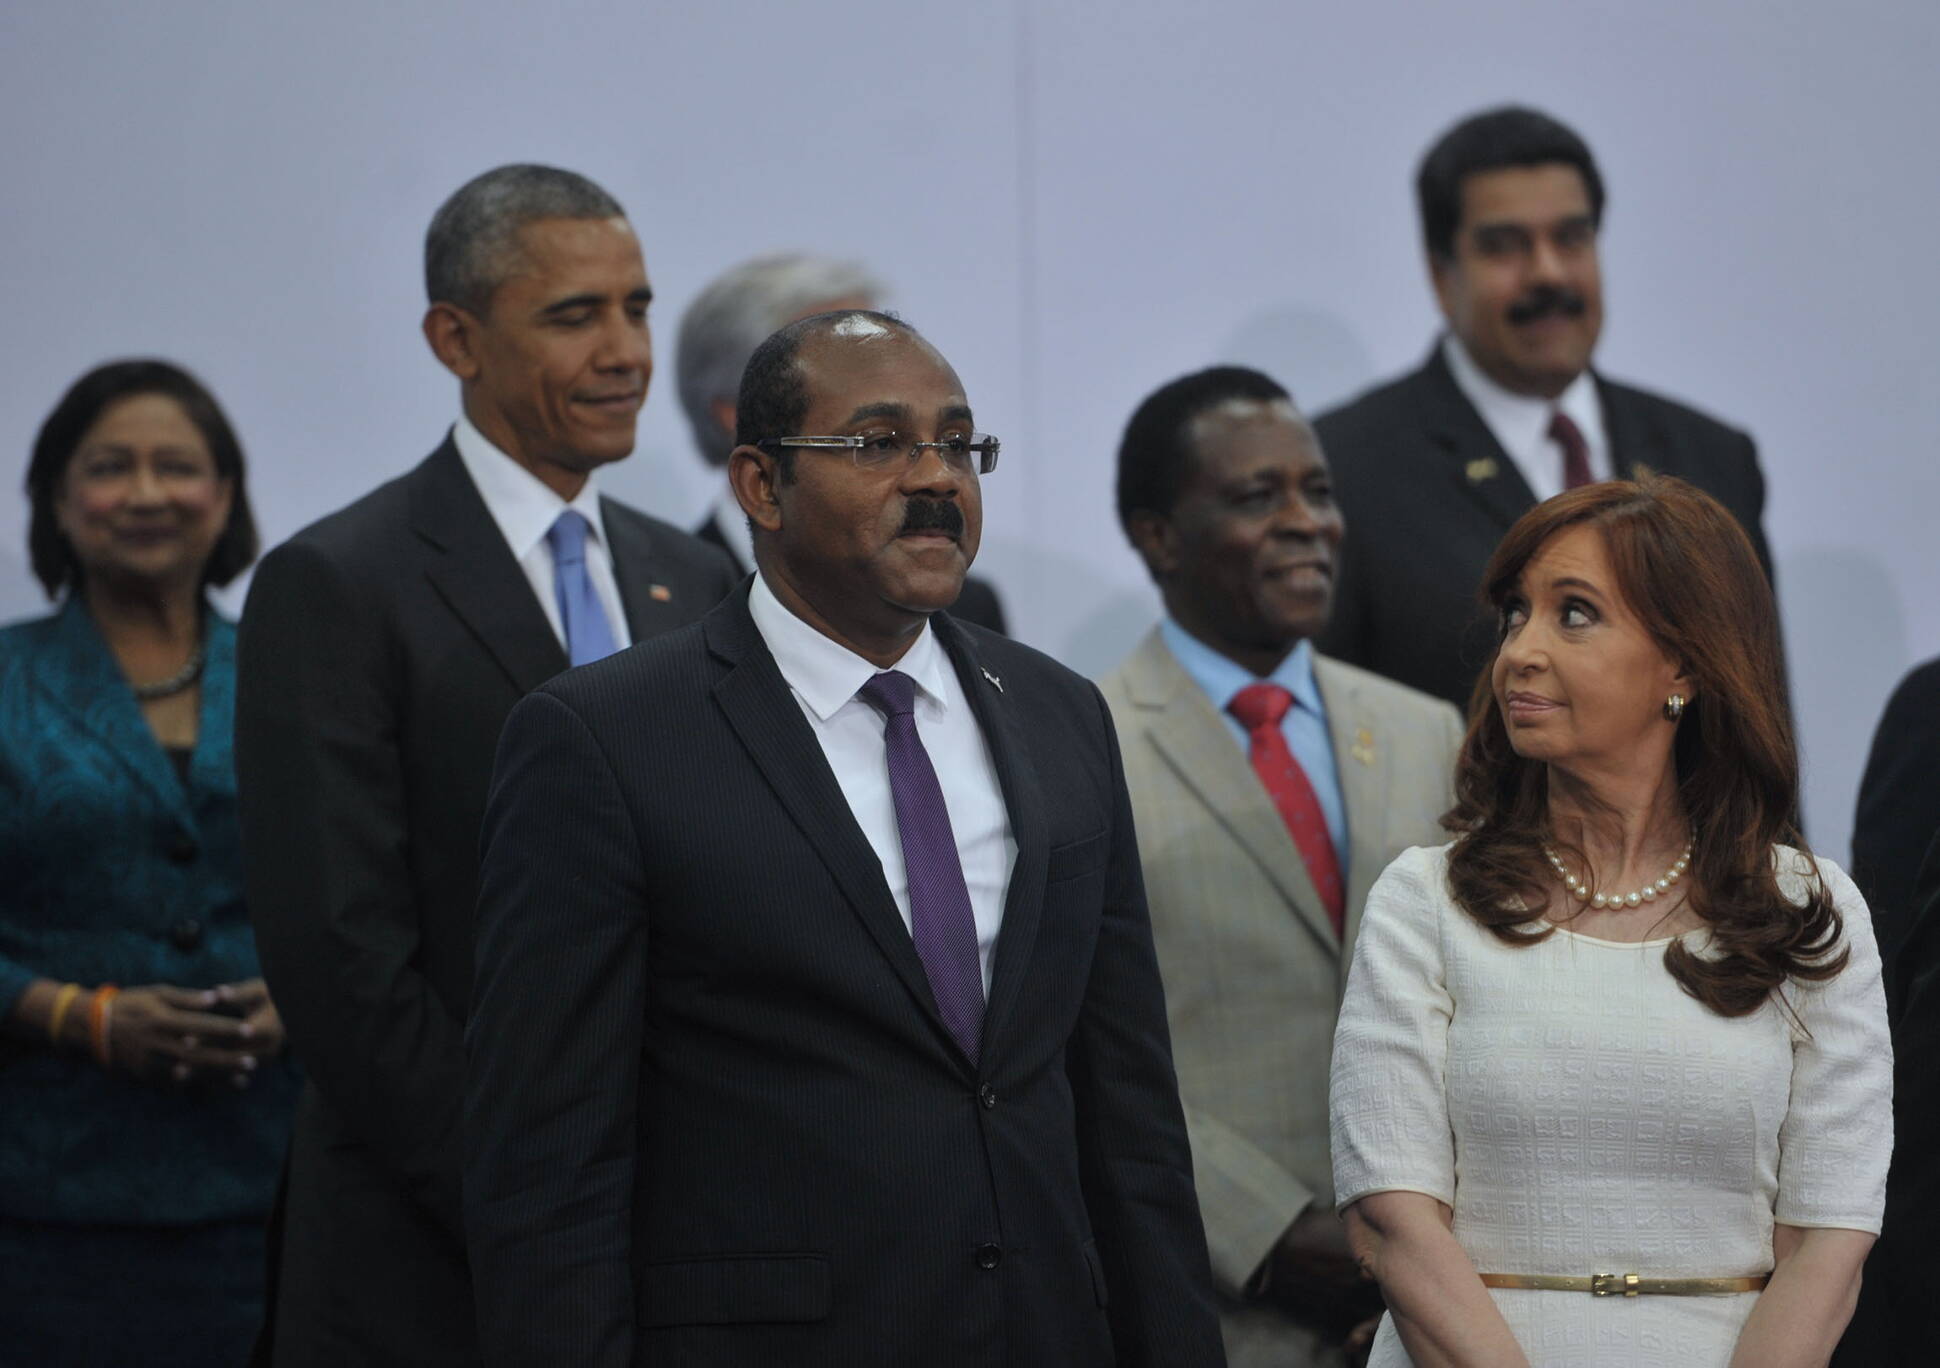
[3,0,1933,861]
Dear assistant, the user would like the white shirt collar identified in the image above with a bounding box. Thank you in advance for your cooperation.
[451,412,611,562]
[747,570,953,724]
[1442,334,1605,484]
[1158,619,1326,721]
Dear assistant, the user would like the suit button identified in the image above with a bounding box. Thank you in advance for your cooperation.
[974,1243,1002,1270]
[170,918,204,951]
[978,1084,998,1110]
[166,834,198,864]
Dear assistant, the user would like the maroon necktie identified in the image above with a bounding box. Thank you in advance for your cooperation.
[1228,683,1346,938]
[1549,410,1594,489]
[858,670,984,1062]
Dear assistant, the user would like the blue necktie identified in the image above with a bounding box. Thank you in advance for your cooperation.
[858,670,985,1062]
[546,510,620,667]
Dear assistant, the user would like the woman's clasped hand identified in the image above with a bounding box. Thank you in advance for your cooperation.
[93,978,286,1088]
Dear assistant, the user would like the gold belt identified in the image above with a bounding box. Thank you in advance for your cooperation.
[1480,1272,1769,1297]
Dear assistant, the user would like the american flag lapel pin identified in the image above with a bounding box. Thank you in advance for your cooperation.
[649,584,673,602]
[981,667,1004,693]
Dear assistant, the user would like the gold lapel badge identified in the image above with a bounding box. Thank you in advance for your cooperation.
[1350,727,1376,766]
[649,584,673,602]
[1464,456,1499,486]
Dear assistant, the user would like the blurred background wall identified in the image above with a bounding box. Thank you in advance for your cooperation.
[2,0,1933,861]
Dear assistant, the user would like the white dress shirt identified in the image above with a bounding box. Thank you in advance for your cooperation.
[747,571,1016,993]
[1442,335,1609,503]
[451,414,633,650]
[707,488,756,575]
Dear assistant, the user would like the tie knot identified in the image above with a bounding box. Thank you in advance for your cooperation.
[1228,681,1294,733]
[858,669,918,720]
[547,509,591,566]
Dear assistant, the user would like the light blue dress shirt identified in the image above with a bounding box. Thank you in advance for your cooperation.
[1158,620,1349,866]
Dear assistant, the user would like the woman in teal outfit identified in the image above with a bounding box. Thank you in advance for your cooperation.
[0,360,297,1364]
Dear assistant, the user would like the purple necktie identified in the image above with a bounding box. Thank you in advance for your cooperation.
[858,670,985,1062]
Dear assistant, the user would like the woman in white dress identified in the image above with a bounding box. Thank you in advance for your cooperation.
[1329,476,1890,1368]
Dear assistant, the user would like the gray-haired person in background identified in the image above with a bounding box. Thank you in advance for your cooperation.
[677,252,1009,634]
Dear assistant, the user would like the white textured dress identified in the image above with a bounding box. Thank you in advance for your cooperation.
[1330,844,1890,1368]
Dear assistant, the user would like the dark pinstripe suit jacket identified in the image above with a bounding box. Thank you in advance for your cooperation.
[465,584,1225,1368]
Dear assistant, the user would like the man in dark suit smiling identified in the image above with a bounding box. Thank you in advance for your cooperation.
[465,310,1224,1367]
[235,163,735,1366]
[1316,106,1773,709]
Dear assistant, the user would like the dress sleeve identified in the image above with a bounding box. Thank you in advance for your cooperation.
[1330,846,1457,1210]
[1774,855,1893,1233]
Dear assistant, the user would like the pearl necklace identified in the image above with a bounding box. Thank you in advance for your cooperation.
[1542,836,1694,910]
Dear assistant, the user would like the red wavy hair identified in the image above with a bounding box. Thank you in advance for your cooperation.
[1442,476,1845,1017]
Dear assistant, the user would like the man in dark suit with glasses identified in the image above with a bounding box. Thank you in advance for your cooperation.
[464,309,1225,1367]
[676,251,1008,632]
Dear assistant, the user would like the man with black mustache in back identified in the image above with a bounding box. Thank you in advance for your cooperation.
[1314,106,1774,709]
[463,310,1226,1367]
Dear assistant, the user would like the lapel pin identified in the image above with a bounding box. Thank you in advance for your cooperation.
[1464,457,1499,486]
[1351,726,1376,766]
[981,667,1004,693]
[649,584,673,602]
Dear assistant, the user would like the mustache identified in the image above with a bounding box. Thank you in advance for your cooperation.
[898,498,964,538]
[1506,285,1588,325]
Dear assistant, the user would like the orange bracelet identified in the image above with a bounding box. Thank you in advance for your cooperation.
[46,982,84,1046]
[88,985,121,1069]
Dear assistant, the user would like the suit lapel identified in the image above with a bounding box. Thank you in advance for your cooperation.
[1598,376,1668,481]
[1314,656,1396,972]
[704,591,967,1065]
[933,616,1046,1061]
[1413,344,1539,531]
[410,440,567,693]
[1124,630,1339,954]
[603,498,687,642]
[35,597,195,829]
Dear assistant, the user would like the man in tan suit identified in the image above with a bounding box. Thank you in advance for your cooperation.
[1099,365,1463,1367]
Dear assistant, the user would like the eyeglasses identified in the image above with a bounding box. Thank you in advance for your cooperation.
[756,430,1001,475]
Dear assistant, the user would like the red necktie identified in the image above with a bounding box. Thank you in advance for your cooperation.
[1228,683,1345,938]
[1549,410,1593,489]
